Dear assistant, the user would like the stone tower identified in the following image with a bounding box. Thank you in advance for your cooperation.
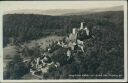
[80,22,85,30]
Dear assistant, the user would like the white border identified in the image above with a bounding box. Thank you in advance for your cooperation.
[0,1,127,82]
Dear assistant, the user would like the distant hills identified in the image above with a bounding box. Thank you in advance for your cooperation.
[3,10,123,47]
[63,6,123,16]
[5,5,123,16]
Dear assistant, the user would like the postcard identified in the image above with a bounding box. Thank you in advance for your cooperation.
[0,0,127,82]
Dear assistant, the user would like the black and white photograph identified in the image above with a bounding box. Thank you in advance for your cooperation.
[0,0,127,82]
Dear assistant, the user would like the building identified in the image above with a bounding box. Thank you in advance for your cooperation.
[67,22,90,51]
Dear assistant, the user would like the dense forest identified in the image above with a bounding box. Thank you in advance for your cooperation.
[3,11,124,79]
[3,11,123,47]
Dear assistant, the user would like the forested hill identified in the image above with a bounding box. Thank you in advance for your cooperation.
[3,11,123,47]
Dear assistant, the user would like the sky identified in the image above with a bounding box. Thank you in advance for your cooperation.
[0,1,125,13]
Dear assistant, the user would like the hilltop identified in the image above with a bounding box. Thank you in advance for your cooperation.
[3,11,123,47]
[3,10,124,79]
